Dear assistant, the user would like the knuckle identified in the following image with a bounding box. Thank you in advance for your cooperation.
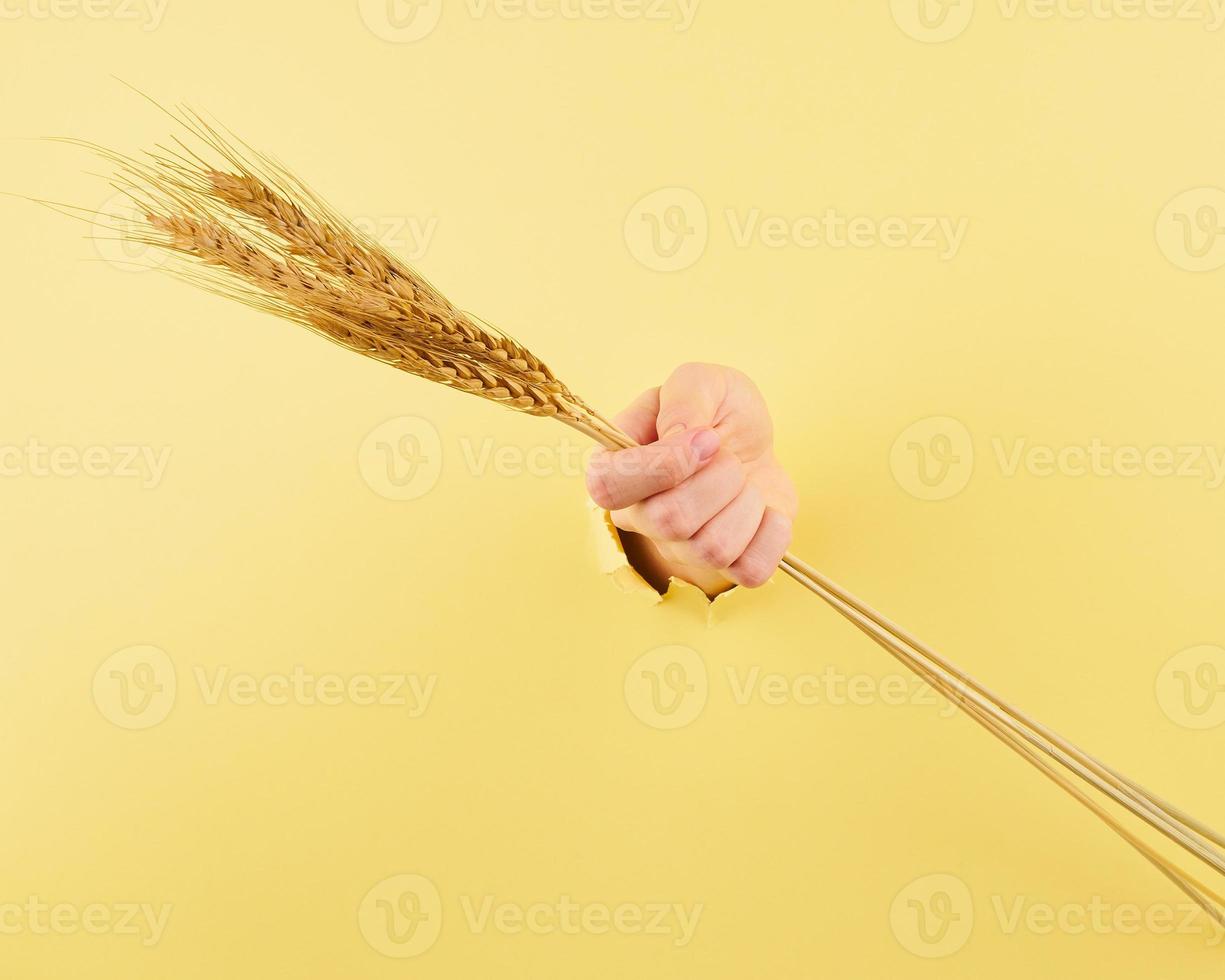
[643,495,693,541]
[692,531,741,569]
[732,556,773,588]
[730,510,791,587]
[767,508,795,547]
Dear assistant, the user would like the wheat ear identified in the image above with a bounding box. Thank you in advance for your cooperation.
[75,107,1225,929]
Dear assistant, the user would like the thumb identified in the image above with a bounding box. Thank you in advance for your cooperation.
[655,363,726,439]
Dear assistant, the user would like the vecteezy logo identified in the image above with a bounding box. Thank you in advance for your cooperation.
[92,645,177,730]
[357,0,443,42]
[358,873,442,958]
[358,416,444,501]
[623,188,709,272]
[1156,188,1225,272]
[92,191,173,273]
[889,872,974,958]
[889,416,974,501]
[890,0,974,43]
[624,645,708,730]
[1156,645,1225,730]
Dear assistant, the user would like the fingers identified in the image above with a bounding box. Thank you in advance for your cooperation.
[610,387,661,446]
[676,482,764,570]
[585,426,721,512]
[619,478,793,590]
[587,364,796,593]
[655,362,727,438]
[726,507,793,588]
[611,450,746,541]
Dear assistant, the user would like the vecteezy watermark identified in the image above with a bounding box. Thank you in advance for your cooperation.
[357,0,443,42]
[624,188,969,272]
[0,0,169,29]
[0,439,172,489]
[988,894,1223,946]
[89,195,436,267]
[350,214,438,261]
[191,665,437,716]
[359,874,444,958]
[622,188,709,272]
[725,664,959,717]
[623,647,957,730]
[890,0,975,41]
[890,872,1224,956]
[997,0,1225,29]
[890,873,975,958]
[93,646,177,730]
[624,645,709,730]
[357,417,594,502]
[358,416,445,501]
[1156,187,1225,272]
[358,415,670,502]
[357,0,700,42]
[891,416,1225,501]
[93,646,438,730]
[455,894,702,947]
[890,417,976,502]
[0,898,173,946]
[724,209,969,260]
[357,873,702,958]
[1156,645,1225,730]
[891,0,1225,42]
[990,438,1225,488]
[91,191,173,273]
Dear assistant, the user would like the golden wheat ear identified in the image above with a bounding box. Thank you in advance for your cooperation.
[84,108,1225,930]
[62,109,618,441]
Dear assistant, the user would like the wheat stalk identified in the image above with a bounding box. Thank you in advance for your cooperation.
[70,106,1225,931]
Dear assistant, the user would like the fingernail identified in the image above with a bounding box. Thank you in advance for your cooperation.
[690,428,720,462]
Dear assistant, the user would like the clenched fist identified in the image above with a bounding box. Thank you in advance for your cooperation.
[585,363,798,596]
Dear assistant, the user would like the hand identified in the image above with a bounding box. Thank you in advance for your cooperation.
[585,363,798,596]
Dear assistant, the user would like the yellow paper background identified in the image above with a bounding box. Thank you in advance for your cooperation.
[3,1,1225,975]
